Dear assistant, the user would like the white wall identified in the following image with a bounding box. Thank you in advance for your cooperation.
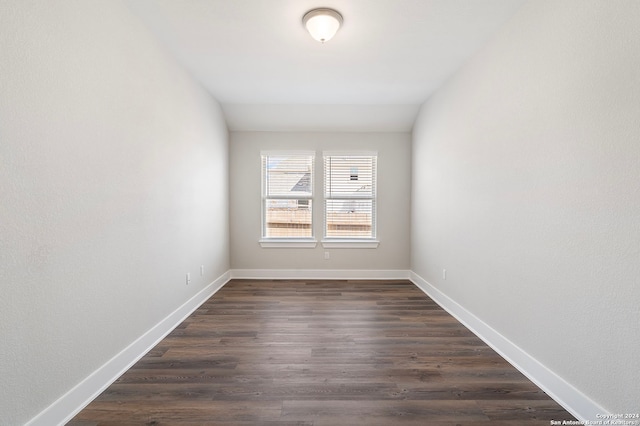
[230,132,411,272]
[412,0,640,415]
[0,1,229,424]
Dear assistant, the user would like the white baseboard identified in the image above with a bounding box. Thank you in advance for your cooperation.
[27,269,605,425]
[230,269,411,280]
[409,271,607,423]
[26,271,231,426]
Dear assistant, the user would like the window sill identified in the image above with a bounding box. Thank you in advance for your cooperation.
[321,239,380,249]
[259,238,318,248]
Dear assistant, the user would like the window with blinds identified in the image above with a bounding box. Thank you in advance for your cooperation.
[262,152,314,238]
[324,153,377,239]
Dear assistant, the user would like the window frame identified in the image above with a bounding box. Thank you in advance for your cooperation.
[259,151,317,248]
[322,151,379,249]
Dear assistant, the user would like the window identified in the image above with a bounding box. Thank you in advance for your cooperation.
[261,152,315,245]
[323,152,378,246]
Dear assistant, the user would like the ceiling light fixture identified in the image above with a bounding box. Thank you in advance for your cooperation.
[302,8,343,43]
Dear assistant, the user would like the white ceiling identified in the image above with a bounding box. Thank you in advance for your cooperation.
[127,0,527,131]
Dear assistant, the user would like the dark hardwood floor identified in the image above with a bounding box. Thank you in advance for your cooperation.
[69,279,575,425]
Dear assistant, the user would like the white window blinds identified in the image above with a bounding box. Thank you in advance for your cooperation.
[324,153,377,238]
[262,153,314,238]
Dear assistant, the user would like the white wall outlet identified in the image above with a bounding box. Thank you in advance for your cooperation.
[324,252,330,260]
[443,269,447,280]
[186,273,191,285]
[200,265,204,276]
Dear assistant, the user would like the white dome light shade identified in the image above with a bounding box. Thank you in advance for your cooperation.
[302,8,343,43]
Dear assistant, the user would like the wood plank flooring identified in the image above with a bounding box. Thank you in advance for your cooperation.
[69,279,576,425]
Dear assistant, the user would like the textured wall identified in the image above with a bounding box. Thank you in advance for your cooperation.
[0,1,229,424]
[230,131,411,271]
[411,0,640,414]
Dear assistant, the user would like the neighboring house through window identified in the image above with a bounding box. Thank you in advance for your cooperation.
[260,151,378,249]
[260,152,315,246]
[323,152,378,247]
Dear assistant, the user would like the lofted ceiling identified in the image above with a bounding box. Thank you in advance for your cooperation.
[127,0,527,132]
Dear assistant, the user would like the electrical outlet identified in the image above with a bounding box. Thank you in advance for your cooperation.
[324,252,330,260]
[443,269,447,280]
[186,273,191,285]
[200,265,204,276]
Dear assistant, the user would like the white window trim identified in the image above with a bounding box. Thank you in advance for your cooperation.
[323,150,378,157]
[323,151,378,244]
[321,238,379,249]
[259,238,318,248]
[261,151,315,245]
